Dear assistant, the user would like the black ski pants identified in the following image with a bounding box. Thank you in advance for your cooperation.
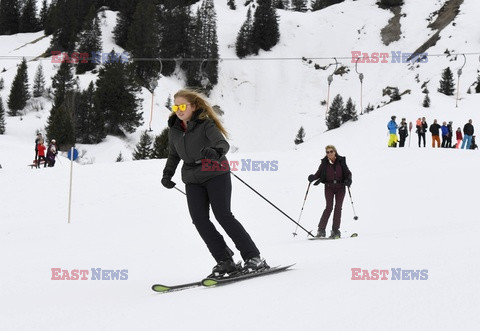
[417,133,426,147]
[186,172,260,263]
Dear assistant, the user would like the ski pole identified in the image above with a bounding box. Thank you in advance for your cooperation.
[293,182,311,237]
[408,121,412,147]
[230,171,315,237]
[174,187,186,195]
[347,187,358,220]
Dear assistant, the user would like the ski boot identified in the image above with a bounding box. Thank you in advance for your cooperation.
[329,229,341,239]
[316,229,326,238]
[243,256,270,273]
[209,259,242,279]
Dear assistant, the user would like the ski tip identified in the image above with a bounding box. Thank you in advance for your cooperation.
[202,279,218,287]
[152,284,171,292]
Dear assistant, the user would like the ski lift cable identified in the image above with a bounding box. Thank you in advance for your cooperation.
[3,51,480,62]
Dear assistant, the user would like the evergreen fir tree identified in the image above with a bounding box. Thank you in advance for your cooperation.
[0,77,4,90]
[116,151,124,162]
[7,58,29,116]
[39,0,48,29]
[294,126,305,145]
[235,7,254,58]
[113,0,140,49]
[311,0,344,11]
[364,103,374,114]
[48,0,96,52]
[51,62,74,107]
[381,0,403,7]
[227,0,236,10]
[475,74,480,94]
[438,67,455,96]
[0,0,20,35]
[184,0,219,92]
[76,5,103,74]
[33,63,46,98]
[127,0,161,87]
[46,91,76,151]
[0,96,6,134]
[165,94,172,110]
[157,5,192,76]
[274,0,289,10]
[152,128,169,159]
[423,94,430,108]
[75,82,105,143]
[46,61,76,149]
[326,94,344,130]
[342,97,358,122]
[292,0,308,12]
[94,51,143,136]
[251,0,280,54]
[20,0,40,33]
[133,130,154,160]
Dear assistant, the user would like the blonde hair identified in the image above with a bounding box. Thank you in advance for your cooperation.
[172,89,228,138]
[325,145,337,154]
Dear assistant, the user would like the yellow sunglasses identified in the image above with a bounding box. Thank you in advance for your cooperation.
[172,104,189,112]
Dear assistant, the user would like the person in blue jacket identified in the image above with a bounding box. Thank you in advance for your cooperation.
[441,121,449,148]
[387,116,398,147]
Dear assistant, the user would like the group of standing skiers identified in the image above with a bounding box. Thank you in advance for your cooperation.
[160,89,353,279]
[34,133,58,168]
[388,116,477,150]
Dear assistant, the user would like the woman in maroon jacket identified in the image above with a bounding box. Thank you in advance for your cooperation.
[308,145,352,239]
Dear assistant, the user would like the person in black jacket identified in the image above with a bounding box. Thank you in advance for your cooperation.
[461,119,474,149]
[34,132,42,161]
[416,117,427,147]
[429,119,441,148]
[446,121,453,148]
[398,118,408,147]
[161,89,268,277]
[308,145,352,239]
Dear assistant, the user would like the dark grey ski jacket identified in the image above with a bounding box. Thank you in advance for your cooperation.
[162,109,230,184]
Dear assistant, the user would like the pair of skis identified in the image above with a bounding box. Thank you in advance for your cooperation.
[308,232,359,240]
[152,264,294,293]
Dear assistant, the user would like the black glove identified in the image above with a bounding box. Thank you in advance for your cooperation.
[161,177,176,189]
[344,178,352,187]
[308,174,316,182]
[202,147,219,160]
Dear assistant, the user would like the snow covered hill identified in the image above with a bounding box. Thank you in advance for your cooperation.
[1,1,479,330]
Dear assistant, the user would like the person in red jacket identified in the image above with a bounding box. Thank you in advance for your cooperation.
[36,140,47,168]
[455,127,463,149]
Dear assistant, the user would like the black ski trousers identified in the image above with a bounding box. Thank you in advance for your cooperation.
[186,172,260,263]
[417,133,426,147]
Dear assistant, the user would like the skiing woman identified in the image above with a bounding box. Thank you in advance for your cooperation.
[308,145,352,239]
[161,89,268,277]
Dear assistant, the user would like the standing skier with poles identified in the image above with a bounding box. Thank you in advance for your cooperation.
[308,145,352,239]
[161,89,269,278]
